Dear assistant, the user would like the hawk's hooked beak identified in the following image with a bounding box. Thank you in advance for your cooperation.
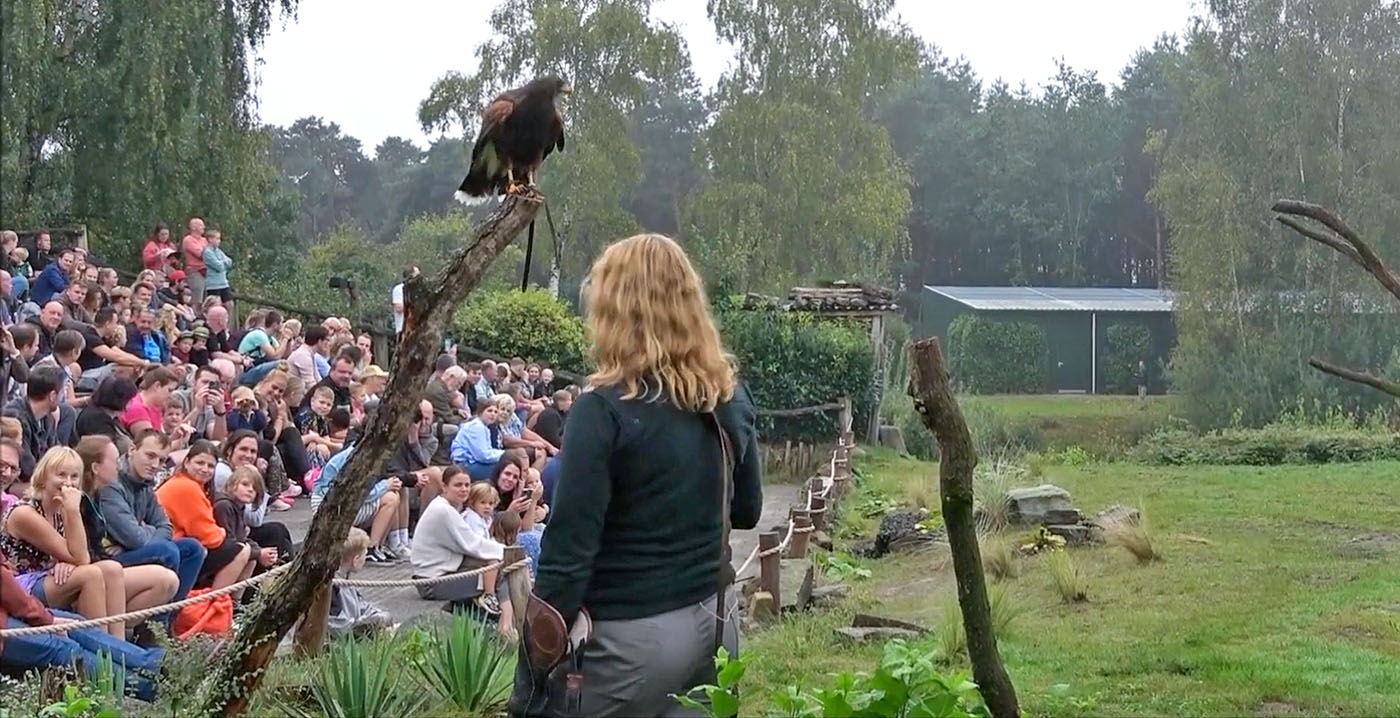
[561,85,574,95]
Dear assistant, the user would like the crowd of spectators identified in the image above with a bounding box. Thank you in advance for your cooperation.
[1,228,576,693]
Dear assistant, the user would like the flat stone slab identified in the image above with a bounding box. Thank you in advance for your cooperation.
[1006,484,1074,527]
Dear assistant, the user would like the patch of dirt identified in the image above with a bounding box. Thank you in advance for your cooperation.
[1335,533,1400,559]
[1254,700,1302,717]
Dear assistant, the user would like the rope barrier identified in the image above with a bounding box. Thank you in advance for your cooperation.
[332,559,530,588]
[0,562,295,638]
[0,558,531,638]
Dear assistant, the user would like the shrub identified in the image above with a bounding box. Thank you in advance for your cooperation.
[946,315,1050,394]
[720,310,875,443]
[454,289,590,371]
[1101,322,1154,394]
[982,535,1019,581]
[1134,425,1400,465]
[883,390,936,459]
[1048,549,1088,602]
[962,401,1043,457]
[973,459,1026,533]
[1103,510,1161,564]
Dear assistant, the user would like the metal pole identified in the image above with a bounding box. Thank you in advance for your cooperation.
[1091,311,1098,395]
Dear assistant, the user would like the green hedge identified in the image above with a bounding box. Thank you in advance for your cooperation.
[946,315,1050,393]
[720,310,875,443]
[453,289,590,370]
[1102,322,1153,394]
[1134,426,1400,465]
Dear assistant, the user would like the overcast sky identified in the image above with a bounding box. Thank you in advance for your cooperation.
[253,0,1201,151]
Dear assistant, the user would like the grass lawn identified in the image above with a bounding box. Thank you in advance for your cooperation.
[962,394,1176,454]
[742,449,1400,717]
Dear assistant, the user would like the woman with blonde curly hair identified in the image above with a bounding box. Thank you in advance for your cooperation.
[510,233,763,718]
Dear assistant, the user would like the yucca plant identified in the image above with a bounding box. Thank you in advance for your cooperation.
[415,613,516,715]
[282,634,430,718]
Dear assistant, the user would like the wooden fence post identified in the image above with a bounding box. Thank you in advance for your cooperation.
[292,583,332,657]
[808,477,827,532]
[789,511,812,559]
[503,545,530,637]
[758,531,781,613]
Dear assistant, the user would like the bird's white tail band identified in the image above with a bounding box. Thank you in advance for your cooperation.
[454,190,492,207]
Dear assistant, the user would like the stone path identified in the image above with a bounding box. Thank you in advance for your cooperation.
[279,480,803,626]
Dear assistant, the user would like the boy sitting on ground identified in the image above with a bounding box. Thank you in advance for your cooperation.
[326,527,394,639]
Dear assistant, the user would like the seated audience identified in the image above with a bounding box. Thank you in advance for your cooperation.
[121,367,176,436]
[410,467,504,616]
[155,442,255,594]
[96,430,206,603]
[311,444,409,563]
[529,389,572,451]
[324,527,394,639]
[212,466,280,576]
[75,377,139,454]
[214,431,297,552]
[4,365,64,481]
[449,399,505,481]
[0,447,132,637]
[0,548,164,702]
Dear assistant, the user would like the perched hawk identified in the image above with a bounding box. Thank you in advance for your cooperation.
[455,75,570,201]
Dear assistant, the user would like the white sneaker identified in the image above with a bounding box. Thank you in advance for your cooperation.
[282,484,303,498]
[389,542,412,560]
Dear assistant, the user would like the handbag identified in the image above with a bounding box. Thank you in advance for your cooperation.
[173,588,234,639]
[507,411,736,717]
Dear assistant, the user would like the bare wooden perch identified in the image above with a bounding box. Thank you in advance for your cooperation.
[907,337,1019,718]
[1273,199,1400,399]
[198,193,543,716]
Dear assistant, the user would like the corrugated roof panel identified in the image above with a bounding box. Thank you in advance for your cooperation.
[924,286,1175,312]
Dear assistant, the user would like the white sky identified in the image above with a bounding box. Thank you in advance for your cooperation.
[253,0,1201,151]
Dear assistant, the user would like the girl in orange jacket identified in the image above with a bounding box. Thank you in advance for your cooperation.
[156,441,253,594]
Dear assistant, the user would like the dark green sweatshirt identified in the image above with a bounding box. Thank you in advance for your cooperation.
[534,382,763,622]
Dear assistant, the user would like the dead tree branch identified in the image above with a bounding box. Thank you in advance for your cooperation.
[197,193,543,717]
[1273,199,1400,301]
[907,338,1019,718]
[1274,199,1400,398]
[1309,357,1400,399]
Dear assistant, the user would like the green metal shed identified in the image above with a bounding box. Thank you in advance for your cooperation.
[918,286,1176,393]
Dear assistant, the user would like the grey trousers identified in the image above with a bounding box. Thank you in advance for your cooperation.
[541,588,740,718]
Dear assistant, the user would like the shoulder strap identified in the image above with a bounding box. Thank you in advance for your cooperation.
[710,412,735,655]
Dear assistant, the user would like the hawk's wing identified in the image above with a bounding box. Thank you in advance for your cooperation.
[470,95,516,170]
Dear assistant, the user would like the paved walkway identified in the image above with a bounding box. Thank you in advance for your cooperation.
[279,481,802,626]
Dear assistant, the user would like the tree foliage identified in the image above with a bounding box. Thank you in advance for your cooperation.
[1,0,299,267]
[1155,0,1400,427]
[686,0,918,292]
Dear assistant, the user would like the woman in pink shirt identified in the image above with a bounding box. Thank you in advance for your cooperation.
[141,223,176,272]
[182,217,208,304]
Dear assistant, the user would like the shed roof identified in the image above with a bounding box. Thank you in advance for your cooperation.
[924,286,1175,313]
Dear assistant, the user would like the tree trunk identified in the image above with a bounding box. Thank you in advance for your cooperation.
[907,338,1019,718]
[197,194,543,717]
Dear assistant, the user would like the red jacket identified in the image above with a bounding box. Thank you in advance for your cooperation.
[0,548,54,651]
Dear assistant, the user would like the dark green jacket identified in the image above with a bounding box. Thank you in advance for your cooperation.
[534,382,763,622]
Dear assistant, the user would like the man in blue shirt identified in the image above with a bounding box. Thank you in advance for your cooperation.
[29,248,74,305]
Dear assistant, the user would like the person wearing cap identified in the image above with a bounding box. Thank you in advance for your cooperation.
[360,364,388,401]
[187,325,211,367]
[172,330,195,364]
[226,385,268,436]
[157,269,187,308]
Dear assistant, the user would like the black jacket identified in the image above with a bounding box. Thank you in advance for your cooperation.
[2,396,56,481]
[533,382,762,623]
